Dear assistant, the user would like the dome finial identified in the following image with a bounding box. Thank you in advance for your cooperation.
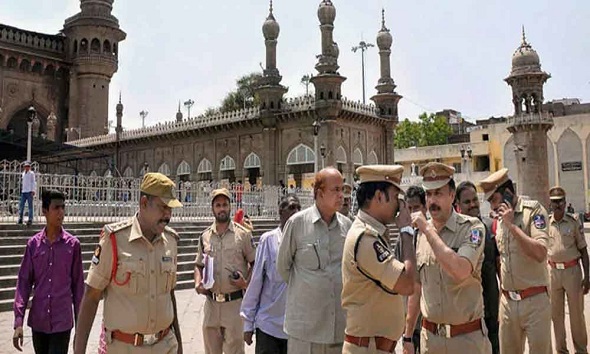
[381,8,386,31]
[177,100,181,112]
[118,91,122,104]
[521,25,528,45]
[269,0,273,14]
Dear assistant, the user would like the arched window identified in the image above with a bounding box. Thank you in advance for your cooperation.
[19,59,30,72]
[158,163,171,176]
[90,170,98,177]
[197,158,212,173]
[32,62,43,74]
[177,160,191,176]
[44,65,55,76]
[244,152,261,169]
[220,156,236,171]
[90,38,101,53]
[123,166,134,177]
[7,57,17,68]
[286,144,315,165]
[80,38,88,53]
[335,146,347,164]
[103,40,111,54]
[104,169,112,177]
[368,151,378,165]
[353,148,363,166]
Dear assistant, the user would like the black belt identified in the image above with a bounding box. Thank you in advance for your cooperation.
[207,290,244,303]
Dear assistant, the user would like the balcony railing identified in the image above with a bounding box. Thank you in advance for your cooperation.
[506,112,554,128]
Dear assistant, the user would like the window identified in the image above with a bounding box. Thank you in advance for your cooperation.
[483,134,489,141]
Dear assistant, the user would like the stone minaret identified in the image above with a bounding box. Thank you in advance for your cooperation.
[176,101,183,123]
[114,92,123,170]
[62,0,126,140]
[370,9,402,164]
[310,0,346,121]
[504,27,553,207]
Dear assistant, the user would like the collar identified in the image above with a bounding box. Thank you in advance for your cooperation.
[212,220,234,235]
[129,215,164,243]
[513,197,524,213]
[311,204,338,228]
[440,210,458,233]
[356,210,387,237]
[41,227,64,243]
[549,213,566,225]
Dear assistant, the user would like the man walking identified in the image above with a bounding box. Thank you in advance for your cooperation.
[277,167,352,354]
[341,165,416,354]
[547,186,589,354]
[455,181,500,354]
[195,188,256,354]
[18,160,36,225]
[13,189,84,354]
[74,173,184,353]
[241,194,302,354]
[479,168,552,354]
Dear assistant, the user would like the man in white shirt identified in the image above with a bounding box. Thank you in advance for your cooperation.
[18,161,36,225]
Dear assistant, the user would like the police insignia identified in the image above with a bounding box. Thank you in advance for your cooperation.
[91,245,101,265]
[470,229,482,245]
[373,241,391,262]
[533,215,546,229]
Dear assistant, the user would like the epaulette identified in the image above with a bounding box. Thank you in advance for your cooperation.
[233,221,250,234]
[522,199,540,209]
[104,218,133,234]
[164,225,179,240]
[362,226,379,238]
[456,213,477,224]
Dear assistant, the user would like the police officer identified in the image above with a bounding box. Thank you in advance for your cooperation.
[410,162,490,354]
[340,183,355,221]
[479,168,551,354]
[74,172,183,354]
[195,188,256,354]
[547,186,589,354]
[342,165,416,354]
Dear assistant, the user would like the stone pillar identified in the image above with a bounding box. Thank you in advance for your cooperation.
[513,130,550,207]
[262,128,278,185]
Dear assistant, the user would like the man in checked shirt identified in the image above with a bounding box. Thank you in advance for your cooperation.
[12,189,84,354]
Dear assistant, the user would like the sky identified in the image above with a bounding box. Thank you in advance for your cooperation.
[2,0,589,131]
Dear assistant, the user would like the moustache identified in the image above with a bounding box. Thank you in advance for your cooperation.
[429,205,440,212]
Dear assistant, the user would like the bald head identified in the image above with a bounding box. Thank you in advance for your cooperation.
[313,167,344,217]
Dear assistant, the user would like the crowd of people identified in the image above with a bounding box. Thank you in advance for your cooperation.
[10,163,590,354]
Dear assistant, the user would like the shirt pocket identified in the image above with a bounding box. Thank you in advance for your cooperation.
[31,249,48,274]
[115,260,145,294]
[160,261,176,293]
[296,243,322,270]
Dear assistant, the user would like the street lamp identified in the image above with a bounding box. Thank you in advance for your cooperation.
[351,40,375,104]
[320,143,327,169]
[26,106,36,162]
[460,145,473,177]
[313,120,321,173]
[140,110,149,128]
[142,162,150,176]
[184,99,195,119]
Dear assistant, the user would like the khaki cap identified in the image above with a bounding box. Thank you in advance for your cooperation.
[140,172,183,208]
[211,188,231,203]
[356,164,404,193]
[420,162,455,190]
[478,168,510,200]
[343,183,352,197]
[549,186,566,200]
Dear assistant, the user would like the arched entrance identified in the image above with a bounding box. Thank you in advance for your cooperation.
[244,152,261,187]
[6,105,48,140]
[286,144,315,188]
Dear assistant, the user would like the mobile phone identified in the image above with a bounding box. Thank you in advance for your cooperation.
[503,190,513,205]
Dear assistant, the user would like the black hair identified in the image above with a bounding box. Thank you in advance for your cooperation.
[448,178,456,192]
[405,185,426,206]
[279,194,301,210]
[356,182,394,209]
[455,181,477,204]
[41,189,65,210]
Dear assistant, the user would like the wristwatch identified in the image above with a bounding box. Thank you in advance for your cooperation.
[402,335,413,343]
[399,226,415,237]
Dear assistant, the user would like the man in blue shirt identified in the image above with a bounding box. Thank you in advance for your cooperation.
[240,194,301,354]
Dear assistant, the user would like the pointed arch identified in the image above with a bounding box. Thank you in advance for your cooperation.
[104,169,112,177]
[352,148,363,166]
[335,146,347,164]
[123,166,134,177]
[557,128,583,211]
[90,170,98,177]
[158,162,171,176]
[367,150,378,165]
[287,144,315,165]
[177,160,191,176]
[220,155,236,171]
[90,38,101,53]
[197,158,212,173]
[244,152,261,169]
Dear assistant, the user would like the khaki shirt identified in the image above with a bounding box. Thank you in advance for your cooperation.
[277,204,352,344]
[342,210,405,340]
[416,211,486,325]
[496,198,551,291]
[86,216,178,334]
[548,213,587,262]
[195,221,255,294]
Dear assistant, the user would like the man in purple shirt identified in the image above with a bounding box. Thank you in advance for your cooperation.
[12,189,84,354]
[241,194,301,354]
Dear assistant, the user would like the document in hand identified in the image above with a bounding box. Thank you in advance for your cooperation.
[203,254,215,289]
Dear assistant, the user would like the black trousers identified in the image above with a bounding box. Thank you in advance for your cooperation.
[255,328,288,354]
[32,330,71,354]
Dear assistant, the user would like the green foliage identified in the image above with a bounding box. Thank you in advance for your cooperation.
[220,72,263,112]
[394,113,452,149]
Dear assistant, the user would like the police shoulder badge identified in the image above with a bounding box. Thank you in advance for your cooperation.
[470,229,482,245]
[91,245,101,265]
[373,241,391,262]
[533,215,546,229]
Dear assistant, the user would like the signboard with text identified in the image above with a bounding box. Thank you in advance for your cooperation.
[561,161,582,172]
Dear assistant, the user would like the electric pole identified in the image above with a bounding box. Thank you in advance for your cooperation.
[351,40,374,104]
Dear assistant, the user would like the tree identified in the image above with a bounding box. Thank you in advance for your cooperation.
[220,72,263,112]
[394,112,452,149]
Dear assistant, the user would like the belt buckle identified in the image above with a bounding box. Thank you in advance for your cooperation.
[508,291,522,301]
[436,324,451,338]
[215,293,226,302]
[133,333,144,347]
[143,334,158,346]
[556,263,565,270]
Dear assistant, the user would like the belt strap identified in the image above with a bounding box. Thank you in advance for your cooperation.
[111,327,170,347]
[422,318,482,338]
[208,290,244,303]
[548,258,579,269]
[501,286,547,301]
[344,334,396,353]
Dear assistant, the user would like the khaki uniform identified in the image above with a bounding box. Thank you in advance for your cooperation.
[416,211,490,354]
[548,212,588,354]
[86,216,179,354]
[495,198,552,354]
[342,210,406,354]
[195,221,256,354]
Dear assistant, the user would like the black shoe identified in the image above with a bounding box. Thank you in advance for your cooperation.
[26,220,32,226]
[17,220,23,225]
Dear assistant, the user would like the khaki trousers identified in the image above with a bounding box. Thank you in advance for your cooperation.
[499,291,552,354]
[342,339,394,354]
[551,265,588,354]
[106,329,178,354]
[420,324,491,354]
[287,336,342,354]
[202,297,245,354]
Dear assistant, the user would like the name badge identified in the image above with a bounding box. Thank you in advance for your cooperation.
[162,256,172,262]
